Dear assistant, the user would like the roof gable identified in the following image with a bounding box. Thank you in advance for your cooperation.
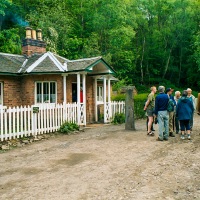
[26,52,65,73]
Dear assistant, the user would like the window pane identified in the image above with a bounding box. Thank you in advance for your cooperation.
[43,82,49,103]
[97,86,103,101]
[36,83,42,103]
[35,81,57,104]
[50,82,56,103]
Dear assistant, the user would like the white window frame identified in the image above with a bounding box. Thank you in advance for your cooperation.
[35,81,57,104]
[0,82,3,106]
[97,86,103,102]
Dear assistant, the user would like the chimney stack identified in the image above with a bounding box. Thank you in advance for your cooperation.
[31,29,37,40]
[25,27,32,39]
[36,29,42,41]
[22,27,46,56]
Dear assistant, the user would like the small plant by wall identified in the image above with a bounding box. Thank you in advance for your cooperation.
[59,122,79,134]
[112,113,125,124]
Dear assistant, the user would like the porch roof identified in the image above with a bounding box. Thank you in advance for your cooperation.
[0,51,116,75]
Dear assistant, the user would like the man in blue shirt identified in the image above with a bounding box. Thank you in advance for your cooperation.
[154,86,169,141]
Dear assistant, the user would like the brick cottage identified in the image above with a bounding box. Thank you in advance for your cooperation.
[0,27,117,125]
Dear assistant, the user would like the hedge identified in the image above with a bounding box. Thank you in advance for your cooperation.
[112,93,148,119]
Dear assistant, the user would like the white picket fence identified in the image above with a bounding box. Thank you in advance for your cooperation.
[0,101,125,141]
[110,101,125,117]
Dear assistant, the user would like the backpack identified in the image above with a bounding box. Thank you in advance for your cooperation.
[167,99,174,112]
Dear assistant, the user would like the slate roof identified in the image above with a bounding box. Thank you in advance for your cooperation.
[0,51,115,75]
[0,53,26,74]
[67,57,101,71]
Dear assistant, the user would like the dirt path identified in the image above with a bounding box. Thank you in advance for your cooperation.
[0,114,200,200]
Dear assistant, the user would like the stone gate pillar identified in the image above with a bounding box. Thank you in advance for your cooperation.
[125,86,136,130]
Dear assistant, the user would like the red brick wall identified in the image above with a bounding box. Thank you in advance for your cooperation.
[86,77,95,123]
[0,76,22,107]
[21,75,63,105]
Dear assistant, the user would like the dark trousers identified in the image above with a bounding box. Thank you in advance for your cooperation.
[189,112,194,130]
[180,120,190,131]
[174,114,180,133]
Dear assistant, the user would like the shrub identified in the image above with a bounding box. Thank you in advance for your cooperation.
[111,93,147,119]
[112,113,125,124]
[59,122,79,134]
[111,94,126,101]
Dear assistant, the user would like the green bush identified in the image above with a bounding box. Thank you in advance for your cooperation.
[111,94,126,101]
[112,113,125,124]
[59,122,79,134]
[112,93,147,119]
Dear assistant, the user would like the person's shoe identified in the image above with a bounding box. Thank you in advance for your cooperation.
[169,132,175,137]
[163,138,168,141]
[187,134,191,140]
[156,137,163,141]
[147,131,154,136]
[151,129,155,131]
[181,135,185,140]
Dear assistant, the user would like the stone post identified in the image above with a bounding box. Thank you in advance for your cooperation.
[125,86,136,130]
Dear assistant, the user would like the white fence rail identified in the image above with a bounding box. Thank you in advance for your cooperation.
[110,101,125,119]
[0,101,125,141]
[0,103,79,141]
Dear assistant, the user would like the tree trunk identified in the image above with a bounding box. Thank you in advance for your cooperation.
[178,47,182,86]
[162,48,172,79]
[0,15,3,31]
[140,37,145,85]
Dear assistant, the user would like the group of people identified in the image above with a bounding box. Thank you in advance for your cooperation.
[144,86,197,141]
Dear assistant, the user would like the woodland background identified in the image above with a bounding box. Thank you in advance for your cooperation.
[0,0,200,92]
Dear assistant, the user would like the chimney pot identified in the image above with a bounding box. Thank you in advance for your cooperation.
[36,29,42,41]
[25,27,32,39]
[31,29,37,40]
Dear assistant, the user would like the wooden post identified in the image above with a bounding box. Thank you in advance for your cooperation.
[125,86,136,130]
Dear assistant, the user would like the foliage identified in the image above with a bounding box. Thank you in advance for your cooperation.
[0,28,21,54]
[112,113,125,124]
[112,79,126,92]
[58,122,79,134]
[134,94,147,119]
[111,94,126,101]
[0,0,200,90]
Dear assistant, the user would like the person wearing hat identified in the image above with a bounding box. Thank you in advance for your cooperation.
[154,86,169,141]
[166,88,176,137]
